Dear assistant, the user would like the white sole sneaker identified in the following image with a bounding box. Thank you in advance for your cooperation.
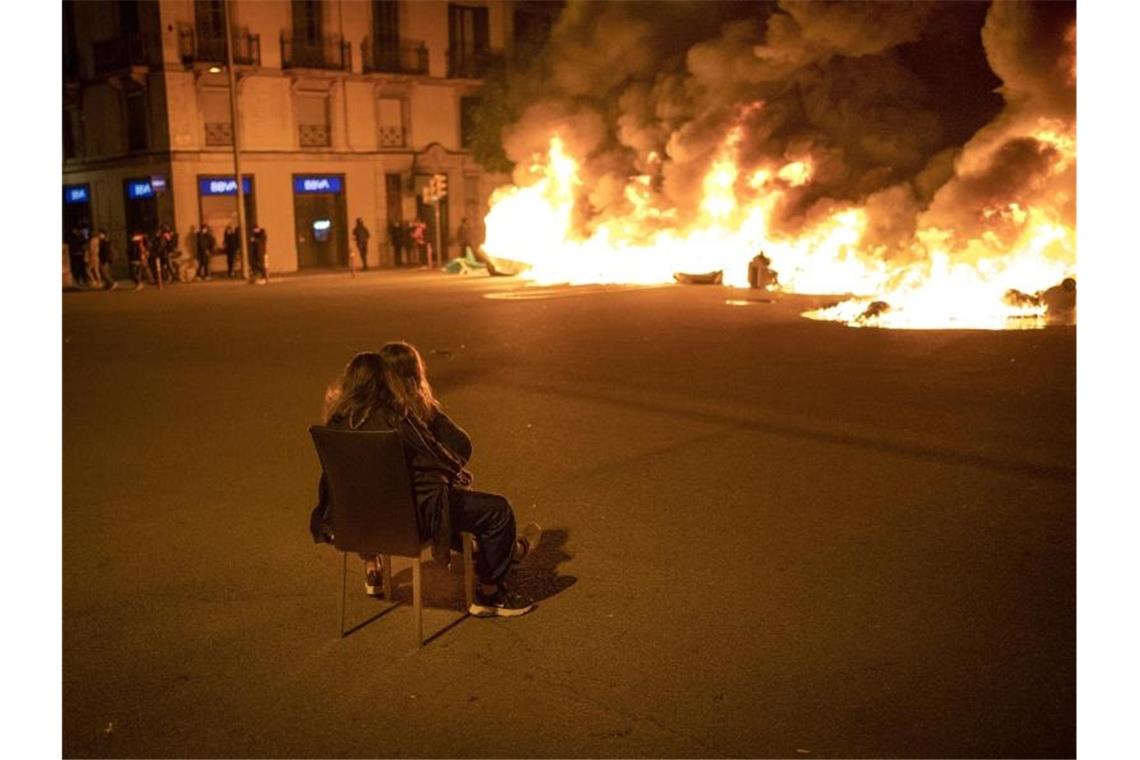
[468,599,534,618]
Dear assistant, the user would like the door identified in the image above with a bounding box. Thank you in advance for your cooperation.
[294,191,347,269]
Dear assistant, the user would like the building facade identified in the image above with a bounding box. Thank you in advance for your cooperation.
[62,0,555,275]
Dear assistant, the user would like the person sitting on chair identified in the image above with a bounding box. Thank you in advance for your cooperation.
[311,342,541,618]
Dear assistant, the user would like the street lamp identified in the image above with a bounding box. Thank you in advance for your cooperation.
[222,0,251,281]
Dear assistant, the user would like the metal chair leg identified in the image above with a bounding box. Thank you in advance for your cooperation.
[338,551,347,638]
[380,554,392,599]
[412,558,423,645]
[462,532,475,612]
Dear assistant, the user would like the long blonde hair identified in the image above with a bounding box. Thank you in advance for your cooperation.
[322,351,384,428]
[377,341,439,424]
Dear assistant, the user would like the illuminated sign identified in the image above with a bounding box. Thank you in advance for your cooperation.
[293,175,343,194]
[312,219,331,231]
[63,184,90,204]
[150,176,167,193]
[126,179,154,199]
[198,176,253,196]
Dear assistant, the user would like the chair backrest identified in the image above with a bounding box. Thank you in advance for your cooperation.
[309,425,422,557]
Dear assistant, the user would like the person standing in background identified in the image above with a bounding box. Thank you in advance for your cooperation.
[96,229,117,290]
[128,231,152,289]
[85,229,103,289]
[67,224,89,288]
[388,220,404,267]
[457,217,473,259]
[410,218,427,266]
[223,225,240,278]
[196,224,216,281]
[249,224,268,284]
[352,218,371,271]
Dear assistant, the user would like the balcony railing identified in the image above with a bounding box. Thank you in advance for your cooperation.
[446,47,494,79]
[362,38,428,75]
[205,122,233,146]
[378,125,406,148]
[178,26,261,66]
[281,32,350,71]
[92,33,152,75]
[299,124,330,147]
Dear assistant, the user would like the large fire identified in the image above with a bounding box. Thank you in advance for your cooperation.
[481,121,1075,330]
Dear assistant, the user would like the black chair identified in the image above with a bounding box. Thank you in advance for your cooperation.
[309,425,475,644]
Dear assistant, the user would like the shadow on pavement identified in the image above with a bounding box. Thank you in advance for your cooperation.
[510,527,577,604]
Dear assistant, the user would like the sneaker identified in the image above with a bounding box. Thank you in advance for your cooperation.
[469,585,534,618]
[365,567,382,597]
[512,522,543,564]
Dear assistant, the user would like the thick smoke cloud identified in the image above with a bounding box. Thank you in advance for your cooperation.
[921,1,1076,244]
[500,0,1074,255]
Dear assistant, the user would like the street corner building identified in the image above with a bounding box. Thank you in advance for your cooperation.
[62,0,559,279]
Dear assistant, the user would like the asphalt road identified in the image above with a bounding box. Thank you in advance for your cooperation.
[62,270,1075,758]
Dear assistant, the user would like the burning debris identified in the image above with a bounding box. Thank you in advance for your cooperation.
[856,301,892,324]
[747,252,779,290]
[673,270,723,285]
[480,1,1075,329]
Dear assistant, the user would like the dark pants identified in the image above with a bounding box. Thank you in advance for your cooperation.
[226,249,238,277]
[129,261,151,285]
[196,251,210,279]
[356,243,368,269]
[251,249,266,278]
[448,488,516,586]
[69,253,87,286]
[99,261,115,288]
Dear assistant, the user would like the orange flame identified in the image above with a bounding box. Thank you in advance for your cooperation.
[481,118,1075,329]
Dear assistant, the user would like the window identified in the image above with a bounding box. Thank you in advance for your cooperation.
[201,89,232,145]
[63,1,79,78]
[119,0,141,37]
[297,93,329,147]
[63,110,78,159]
[125,90,149,152]
[448,4,490,77]
[372,0,399,49]
[292,0,322,44]
[377,98,405,148]
[195,0,225,37]
[459,96,481,149]
[513,6,556,60]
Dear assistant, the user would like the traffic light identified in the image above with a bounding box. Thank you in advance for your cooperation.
[432,173,448,198]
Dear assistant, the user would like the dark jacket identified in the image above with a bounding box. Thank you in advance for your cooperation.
[353,223,370,246]
[198,230,217,255]
[310,409,473,563]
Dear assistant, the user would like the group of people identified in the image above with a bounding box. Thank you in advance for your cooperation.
[387,218,431,267]
[65,225,117,291]
[65,222,270,290]
[193,223,269,283]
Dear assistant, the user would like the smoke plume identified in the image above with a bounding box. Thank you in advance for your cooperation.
[497,0,1075,261]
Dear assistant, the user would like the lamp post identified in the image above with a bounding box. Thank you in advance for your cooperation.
[223,0,251,281]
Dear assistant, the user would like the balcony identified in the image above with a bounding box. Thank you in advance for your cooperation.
[447,47,494,79]
[299,124,330,147]
[205,122,233,146]
[92,33,152,75]
[378,125,406,148]
[362,38,428,75]
[281,33,350,71]
[178,26,261,67]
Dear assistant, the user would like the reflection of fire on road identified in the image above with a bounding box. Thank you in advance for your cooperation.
[478,2,1075,330]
